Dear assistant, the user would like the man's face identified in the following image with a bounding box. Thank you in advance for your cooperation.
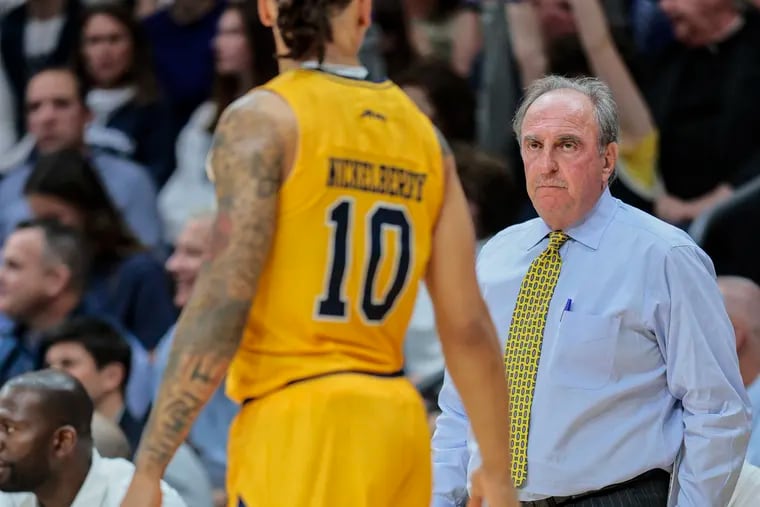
[25,71,89,154]
[165,218,213,308]
[520,89,616,231]
[44,343,108,404]
[0,387,55,492]
[0,229,53,321]
[659,0,733,46]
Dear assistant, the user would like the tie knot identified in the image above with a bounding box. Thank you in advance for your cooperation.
[548,231,569,251]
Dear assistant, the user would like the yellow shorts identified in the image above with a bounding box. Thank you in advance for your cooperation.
[227,373,431,507]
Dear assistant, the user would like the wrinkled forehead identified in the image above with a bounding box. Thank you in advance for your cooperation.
[522,89,597,137]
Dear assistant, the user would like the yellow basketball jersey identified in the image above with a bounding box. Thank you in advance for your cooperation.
[225,69,445,402]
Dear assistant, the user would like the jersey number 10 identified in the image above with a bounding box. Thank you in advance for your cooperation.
[316,198,412,324]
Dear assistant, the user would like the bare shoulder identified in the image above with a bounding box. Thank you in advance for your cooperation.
[209,89,298,184]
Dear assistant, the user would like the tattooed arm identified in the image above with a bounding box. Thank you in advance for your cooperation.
[127,90,295,486]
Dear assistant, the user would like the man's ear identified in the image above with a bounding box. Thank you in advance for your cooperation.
[601,142,618,184]
[357,0,372,29]
[52,426,78,458]
[44,264,72,298]
[258,0,276,27]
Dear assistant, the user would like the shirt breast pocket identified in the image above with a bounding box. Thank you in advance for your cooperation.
[549,311,621,390]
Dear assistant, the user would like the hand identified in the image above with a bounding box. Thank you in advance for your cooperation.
[120,473,162,507]
[654,193,693,224]
[467,467,519,507]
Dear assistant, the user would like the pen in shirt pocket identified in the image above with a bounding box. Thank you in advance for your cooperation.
[560,298,572,321]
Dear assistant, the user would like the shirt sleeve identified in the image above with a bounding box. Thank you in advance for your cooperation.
[432,370,472,507]
[652,245,751,506]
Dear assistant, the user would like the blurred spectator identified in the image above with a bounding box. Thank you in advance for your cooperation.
[718,276,760,468]
[365,0,418,80]
[629,0,674,53]
[0,369,186,507]
[507,0,659,212]
[0,67,163,249]
[142,0,225,142]
[22,149,176,350]
[0,0,81,137]
[159,0,277,244]
[153,213,238,501]
[42,316,215,507]
[75,4,175,187]
[397,58,476,143]
[644,0,760,226]
[0,219,87,385]
[0,40,18,160]
[41,317,140,449]
[406,0,480,78]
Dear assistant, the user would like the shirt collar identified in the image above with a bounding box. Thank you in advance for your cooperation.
[300,60,370,80]
[521,187,618,251]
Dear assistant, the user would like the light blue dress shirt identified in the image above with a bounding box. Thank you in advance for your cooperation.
[0,150,163,249]
[747,378,760,467]
[432,189,750,506]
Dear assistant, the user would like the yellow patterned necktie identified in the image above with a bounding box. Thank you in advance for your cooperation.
[505,230,569,487]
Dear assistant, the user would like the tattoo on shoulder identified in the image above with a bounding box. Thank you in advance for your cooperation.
[136,93,290,472]
[434,126,452,157]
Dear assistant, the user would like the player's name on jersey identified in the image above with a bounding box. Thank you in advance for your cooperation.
[327,157,427,202]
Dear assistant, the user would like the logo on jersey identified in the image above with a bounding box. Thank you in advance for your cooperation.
[360,109,386,121]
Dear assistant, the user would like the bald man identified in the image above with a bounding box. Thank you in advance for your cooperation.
[0,370,186,507]
[719,276,760,467]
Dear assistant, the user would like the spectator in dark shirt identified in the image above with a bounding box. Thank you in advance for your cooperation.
[41,316,142,451]
[645,0,760,226]
[74,4,175,187]
[23,149,176,350]
[142,0,224,141]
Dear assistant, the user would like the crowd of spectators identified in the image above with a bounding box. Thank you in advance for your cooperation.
[0,0,758,506]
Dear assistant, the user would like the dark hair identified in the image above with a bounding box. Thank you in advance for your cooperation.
[452,142,519,239]
[276,0,352,62]
[26,66,88,108]
[4,369,94,440]
[210,1,279,131]
[40,317,132,393]
[74,4,160,104]
[15,218,90,294]
[23,149,144,263]
[396,58,476,143]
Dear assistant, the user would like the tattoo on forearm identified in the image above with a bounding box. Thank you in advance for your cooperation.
[136,93,286,474]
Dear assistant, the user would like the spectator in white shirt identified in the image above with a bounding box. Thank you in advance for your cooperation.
[0,369,185,507]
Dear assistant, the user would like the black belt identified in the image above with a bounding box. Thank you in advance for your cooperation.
[241,368,405,406]
[521,469,670,506]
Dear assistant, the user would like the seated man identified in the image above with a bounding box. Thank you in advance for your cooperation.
[154,212,238,501]
[0,369,185,506]
[0,67,162,249]
[41,317,143,450]
[43,316,214,507]
[0,218,152,419]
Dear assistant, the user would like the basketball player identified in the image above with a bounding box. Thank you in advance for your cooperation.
[120,0,515,504]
